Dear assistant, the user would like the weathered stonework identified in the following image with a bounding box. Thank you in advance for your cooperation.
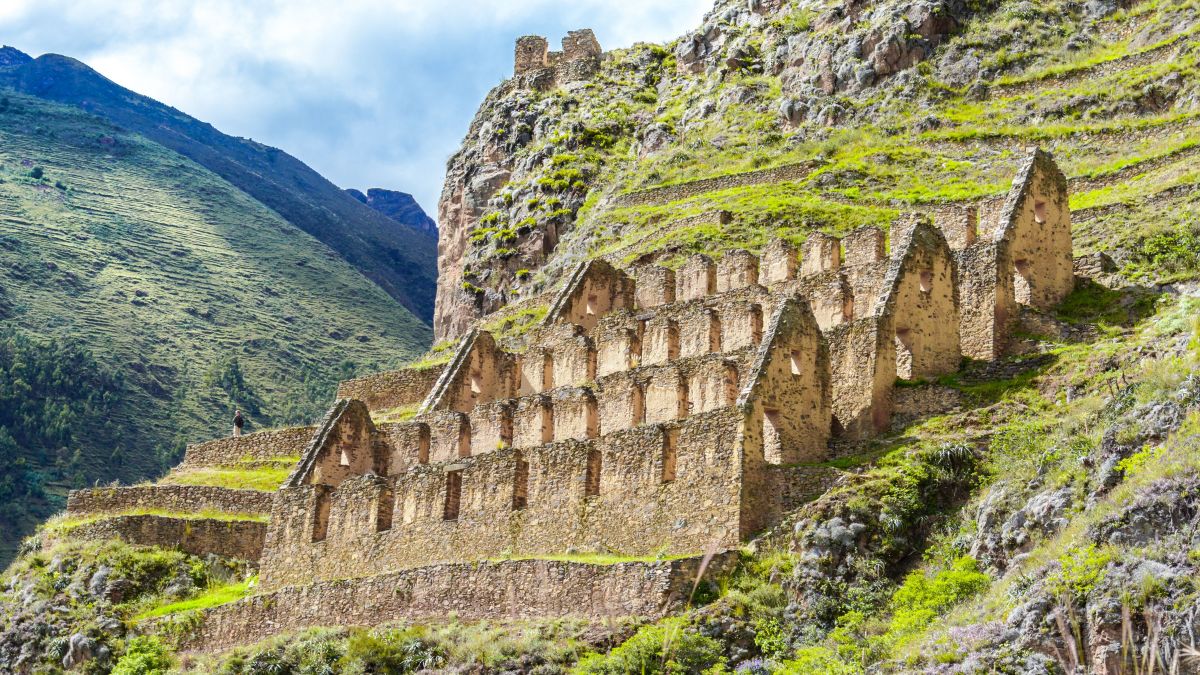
[181,427,314,468]
[169,554,737,654]
[50,515,265,562]
[513,29,603,91]
[120,148,1074,652]
[335,365,445,412]
[67,485,273,517]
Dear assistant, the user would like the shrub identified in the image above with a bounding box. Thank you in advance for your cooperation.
[1046,544,1113,601]
[28,166,44,180]
[112,636,174,675]
[339,628,446,672]
[888,556,989,635]
[572,618,724,674]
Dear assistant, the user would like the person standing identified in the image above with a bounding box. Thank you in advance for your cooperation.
[233,409,245,437]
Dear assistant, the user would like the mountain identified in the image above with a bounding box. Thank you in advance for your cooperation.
[0,89,432,562]
[345,187,438,235]
[5,0,1200,671]
[0,47,438,321]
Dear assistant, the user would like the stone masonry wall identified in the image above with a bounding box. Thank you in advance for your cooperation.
[335,365,445,412]
[53,515,265,561]
[67,485,273,516]
[260,407,745,589]
[182,427,314,469]
[170,554,737,654]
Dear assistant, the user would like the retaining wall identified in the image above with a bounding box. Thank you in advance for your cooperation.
[166,553,737,653]
[335,365,445,412]
[55,515,265,561]
[67,485,274,516]
[182,427,314,468]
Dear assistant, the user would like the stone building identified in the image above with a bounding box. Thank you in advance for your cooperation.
[64,149,1073,650]
[513,29,603,90]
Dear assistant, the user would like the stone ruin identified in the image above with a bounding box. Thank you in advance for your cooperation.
[513,29,603,89]
[61,149,1073,650]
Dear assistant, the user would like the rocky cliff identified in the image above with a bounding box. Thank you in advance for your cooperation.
[346,187,438,235]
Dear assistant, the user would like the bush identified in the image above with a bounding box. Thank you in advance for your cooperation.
[888,556,989,635]
[572,618,724,674]
[28,166,44,180]
[112,636,174,675]
[339,628,446,672]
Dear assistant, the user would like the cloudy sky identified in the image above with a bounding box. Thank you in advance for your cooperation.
[0,0,711,219]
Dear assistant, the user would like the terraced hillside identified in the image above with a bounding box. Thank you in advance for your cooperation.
[0,49,439,320]
[0,91,431,561]
[435,0,1200,338]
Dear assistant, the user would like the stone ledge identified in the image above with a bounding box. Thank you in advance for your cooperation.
[336,365,445,412]
[67,485,274,517]
[159,552,738,654]
[182,427,314,469]
[611,161,820,209]
[50,515,265,562]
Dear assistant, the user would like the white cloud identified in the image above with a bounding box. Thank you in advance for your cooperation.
[0,0,711,216]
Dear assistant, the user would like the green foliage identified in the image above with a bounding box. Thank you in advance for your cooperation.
[135,578,256,620]
[339,627,447,672]
[778,647,861,674]
[1046,544,1114,600]
[572,618,724,674]
[0,91,430,561]
[1139,227,1200,276]
[887,557,989,635]
[203,356,263,417]
[112,636,175,675]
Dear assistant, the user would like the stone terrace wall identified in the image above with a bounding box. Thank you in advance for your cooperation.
[612,162,819,208]
[335,365,445,412]
[171,553,737,654]
[182,427,314,469]
[54,515,265,561]
[67,485,274,516]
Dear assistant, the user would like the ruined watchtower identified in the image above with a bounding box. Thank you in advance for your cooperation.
[513,29,602,89]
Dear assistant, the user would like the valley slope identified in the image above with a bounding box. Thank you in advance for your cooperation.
[0,90,431,562]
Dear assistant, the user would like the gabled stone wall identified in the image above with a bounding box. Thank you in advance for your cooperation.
[155,149,1076,638]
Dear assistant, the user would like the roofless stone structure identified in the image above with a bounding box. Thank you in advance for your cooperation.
[63,148,1073,651]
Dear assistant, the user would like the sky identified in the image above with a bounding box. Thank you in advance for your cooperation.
[0,0,712,221]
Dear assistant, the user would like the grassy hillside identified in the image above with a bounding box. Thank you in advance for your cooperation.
[0,90,431,561]
[440,0,1200,335]
[0,52,439,321]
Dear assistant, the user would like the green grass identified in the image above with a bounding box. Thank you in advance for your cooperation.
[44,508,269,534]
[159,462,294,491]
[492,551,698,565]
[371,403,421,424]
[0,90,431,558]
[134,578,256,621]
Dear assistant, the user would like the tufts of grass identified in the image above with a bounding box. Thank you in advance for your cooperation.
[135,578,256,621]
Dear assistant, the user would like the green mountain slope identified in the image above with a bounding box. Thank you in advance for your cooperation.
[0,51,438,321]
[0,90,431,561]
